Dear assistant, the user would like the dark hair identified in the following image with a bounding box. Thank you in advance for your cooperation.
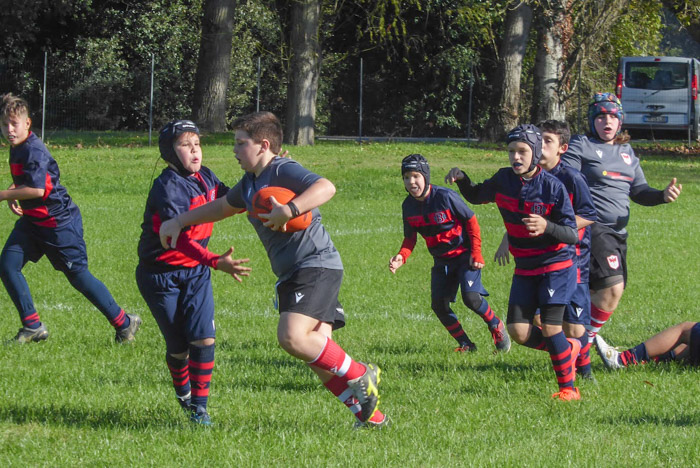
[536,120,571,146]
[231,111,283,154]
[1,93,30,121]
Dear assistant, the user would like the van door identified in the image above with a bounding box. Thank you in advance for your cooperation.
[619,58,691,133]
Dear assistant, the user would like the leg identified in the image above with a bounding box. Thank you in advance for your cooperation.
[460,267,510,353]
[432,263,474,351]
[541,305,580,399]
[506,304,545,349]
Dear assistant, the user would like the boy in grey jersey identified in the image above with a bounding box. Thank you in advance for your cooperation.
[561,93,682,347]
[158,111,388,428]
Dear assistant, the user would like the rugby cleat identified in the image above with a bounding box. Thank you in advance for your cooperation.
[176,392,192,413]
[354,413,391,430]
[12,323,49,344]
[454,343,477,353]
[490,321,511,353]
[594,334,623,369]
[189,405,212,426]
[551,387,581,401]
[347,362,381,422]
[115,314,142,343]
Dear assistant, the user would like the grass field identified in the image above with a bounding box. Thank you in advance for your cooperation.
[0,139,697,467]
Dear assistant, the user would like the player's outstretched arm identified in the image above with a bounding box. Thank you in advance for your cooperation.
[160,197,242,249]
[214,246,251,282]
[663,177,682,203]
[260,178,335,232]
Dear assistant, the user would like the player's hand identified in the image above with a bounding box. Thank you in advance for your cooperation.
[494,234,510,266]
[159,217,183,249]
[444,167,465,185]
[388,254,404,274]
[279,149,291,159]
[258,196,291,232]
[663,177,682,203]
[523,213,547,237]
[215,246,252,282]
[7,200,22,216]
[470,255,484,270]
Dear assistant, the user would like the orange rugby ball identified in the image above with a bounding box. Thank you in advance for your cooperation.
[251,186,312,232]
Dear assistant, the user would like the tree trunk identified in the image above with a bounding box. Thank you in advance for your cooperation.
[531,0,569,124]
[192,0,236,132]
[284,0,321,146]
[484,2,533,142]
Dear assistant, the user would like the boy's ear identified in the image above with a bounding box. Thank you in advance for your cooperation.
[260,138,270,152]
[558,143,569,155]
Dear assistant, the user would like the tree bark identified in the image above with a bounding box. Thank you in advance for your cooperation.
[484,2,533,141]
[284,0,321,146]
[531,0,569,124]
[192,0,236,132]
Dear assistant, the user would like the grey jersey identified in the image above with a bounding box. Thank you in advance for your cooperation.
[562,135,648,233]
[226,157,343,281]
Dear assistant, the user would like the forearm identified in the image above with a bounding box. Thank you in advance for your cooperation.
[289,178,336,214]
[544,221,578,244]
[175,234,220,269]
[176,197,240,227]
[0,186,45,201]
[630,184,665,206]
[575,216,594,230]
[455,174,481,204]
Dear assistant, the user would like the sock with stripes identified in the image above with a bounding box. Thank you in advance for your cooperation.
[189,343,215,409]
[308,337,366,380]
[545,332,576,391]
[575,331,592,376]
[586,304,614,342]
[437,311,474,348]
[522,325,547,350]
[321,373,386,423]
[620,343,650,366]
[166,353,191,407]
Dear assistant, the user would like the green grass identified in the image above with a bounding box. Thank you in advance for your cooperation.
[0,141,698,467]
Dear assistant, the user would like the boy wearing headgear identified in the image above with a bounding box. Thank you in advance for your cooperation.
[562,93,682,352]
[445,124,583,400]
[136,120,252,425]
[389,154,510,354]
[0,93,140,344]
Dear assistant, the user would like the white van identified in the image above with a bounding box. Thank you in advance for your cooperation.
[615,56,700,140]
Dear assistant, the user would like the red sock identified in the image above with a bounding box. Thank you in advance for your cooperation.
[323,374,385,423]
[309,337,366,380]
[586,305,614,340]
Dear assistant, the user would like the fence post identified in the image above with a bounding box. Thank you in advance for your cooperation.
[148,53,155,145]
[42,51,47,140]
[358,57,363,144]
[256,57,261,112]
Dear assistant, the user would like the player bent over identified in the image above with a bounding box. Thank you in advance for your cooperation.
[0,93,141,344]
[159,111,388,428]
[136,120,251,425]
[446,124,582,401]
[595,322,700,369]
[389,154,510,353]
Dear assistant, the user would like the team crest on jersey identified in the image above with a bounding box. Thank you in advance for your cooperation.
[596,150,603,159]
[607,255,620,269]
[434,212,447,223]
[620,152,632,165]
[209,189,216,201]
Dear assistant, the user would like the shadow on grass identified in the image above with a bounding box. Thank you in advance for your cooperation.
[598,412,700,427]
[0,402,180,430]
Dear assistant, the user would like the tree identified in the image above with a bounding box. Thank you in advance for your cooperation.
[484,1,533,141]
[284,0,321,146]
[192,0,236,132]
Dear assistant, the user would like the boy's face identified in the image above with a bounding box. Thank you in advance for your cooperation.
[403,171,427,199]
[233,129,264,173]
[1,111,31,147]
[539,132,568,171]
[508,141,534,176]
[594,113,620,143]
[174,132,202,173]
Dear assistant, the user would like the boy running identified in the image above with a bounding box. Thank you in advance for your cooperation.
[389,154,510,353]
[445,124,582,400]
[136,120,251,425]
[0,93,140,343]
[158,111,387,428]
[494,121,597,378]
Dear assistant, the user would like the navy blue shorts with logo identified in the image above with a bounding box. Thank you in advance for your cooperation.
[136,264,215,353]
[563,282,591,325]
[3,213,88,274]
[589,223,628,289]
[431,257,488,305]
[509,266,577,307]
[689,322,700,366]
[276,267,346,330]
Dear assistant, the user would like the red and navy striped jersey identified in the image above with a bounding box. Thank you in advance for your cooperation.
[8,132,77,228]
[138,166,228,270]
[457,167,576,275]
[400,185,482,264]
[548,161,597,284]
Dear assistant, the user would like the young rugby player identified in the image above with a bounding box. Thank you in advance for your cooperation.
[562,93,681,349]
[0,93,141,343]
[389,154,510,353]
[445,124,582,400]
[158,111,388,428]
[136,120,251,425]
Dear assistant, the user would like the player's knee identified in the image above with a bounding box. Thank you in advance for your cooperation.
[507,323,530,344]
[430,298,451,317]
[190,337,215,347]
[462,291,483,311]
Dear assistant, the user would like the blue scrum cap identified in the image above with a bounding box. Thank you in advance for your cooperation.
[401,153,431,198]
[506,124,542,171]
[159,120,200,174]
[588,92,624,139]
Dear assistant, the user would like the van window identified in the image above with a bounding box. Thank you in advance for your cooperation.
[624,62,688,90]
